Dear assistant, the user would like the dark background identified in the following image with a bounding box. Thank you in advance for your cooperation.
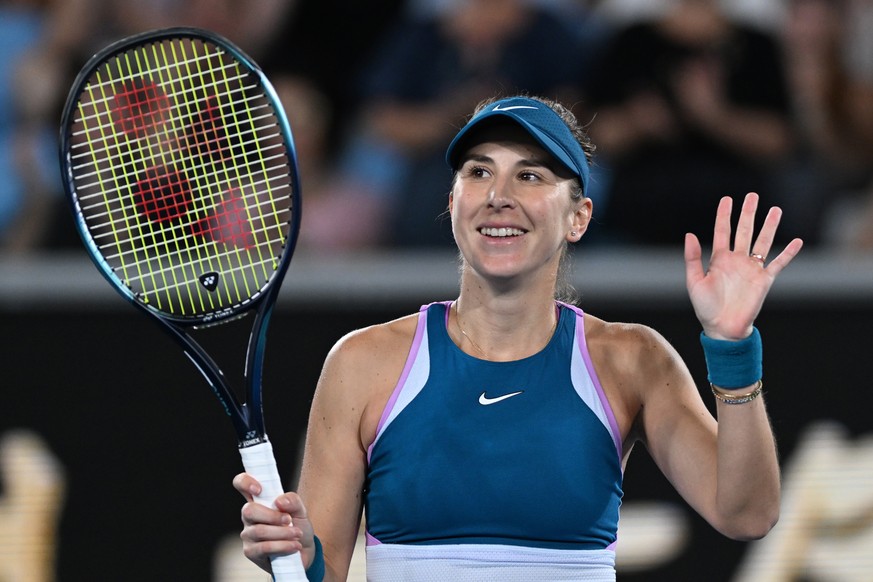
[1,267,869,580]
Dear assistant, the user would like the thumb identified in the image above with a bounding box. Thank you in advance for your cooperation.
[684,232,705,291]
[232,472,262,503]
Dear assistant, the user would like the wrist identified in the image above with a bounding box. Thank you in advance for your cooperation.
[700,327,762,389]
[701,325,754,342]
[711,379,764,405]
[305,535,325,582]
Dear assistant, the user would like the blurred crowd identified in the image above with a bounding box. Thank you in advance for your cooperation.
[3,0,873,255]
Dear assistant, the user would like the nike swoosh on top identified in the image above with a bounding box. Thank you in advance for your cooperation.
[492,105,538,112]
[478,390,525,405]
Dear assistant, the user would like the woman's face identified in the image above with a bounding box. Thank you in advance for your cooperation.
[449,124,591,283]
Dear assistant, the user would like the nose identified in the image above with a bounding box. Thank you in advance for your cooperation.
[487,177,516,209]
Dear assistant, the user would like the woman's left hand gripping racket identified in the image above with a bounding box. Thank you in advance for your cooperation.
[59,28,307,581]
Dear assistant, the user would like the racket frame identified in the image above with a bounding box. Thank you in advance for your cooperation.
[58,26,303,448]
[60,27,310,581]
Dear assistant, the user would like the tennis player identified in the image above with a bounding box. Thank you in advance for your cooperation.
[233,95,803,581]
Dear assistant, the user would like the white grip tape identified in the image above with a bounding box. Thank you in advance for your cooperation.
[239,441,308,581]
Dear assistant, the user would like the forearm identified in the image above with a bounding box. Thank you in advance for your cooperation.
[682,190,802,540]
[699,329,781,539]
[713,390,781,539]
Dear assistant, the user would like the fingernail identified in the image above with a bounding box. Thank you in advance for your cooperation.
[281,514,292,525]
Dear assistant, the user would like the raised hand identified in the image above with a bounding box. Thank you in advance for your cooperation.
[684,193,803,340]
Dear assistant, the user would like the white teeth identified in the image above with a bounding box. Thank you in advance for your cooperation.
[480,227,524,237]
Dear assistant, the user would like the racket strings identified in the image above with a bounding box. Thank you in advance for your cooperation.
[154,38,284,307]
[146,40,239,310]
[123,245,284,299]
[68,80,273,166]
[68,103,276,174]
[73,46,238,95]
[71,76,252,145]
[78,155,291,223]
[93,192,293,267]
[191,41,279,302]
[73,138,288,209]
[67,36,296,318]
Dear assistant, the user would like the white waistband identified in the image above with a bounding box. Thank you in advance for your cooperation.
[366,543,616,582]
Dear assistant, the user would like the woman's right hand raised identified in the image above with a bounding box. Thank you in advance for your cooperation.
[232,472,317,573]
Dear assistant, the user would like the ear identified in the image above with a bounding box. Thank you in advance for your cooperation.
[448,191,454,215]
[567,197,593,243]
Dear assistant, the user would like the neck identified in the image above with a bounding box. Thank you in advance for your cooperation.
[451,293,560,361]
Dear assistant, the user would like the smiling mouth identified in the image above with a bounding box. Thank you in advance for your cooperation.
[479,227,525,237]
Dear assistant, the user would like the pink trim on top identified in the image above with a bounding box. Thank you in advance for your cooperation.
[560,302,624,462]
[443,300,453,326]
[367,303,430,463]
[567,301,624,552]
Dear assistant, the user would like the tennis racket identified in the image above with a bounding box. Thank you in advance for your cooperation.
[59,28,306,580]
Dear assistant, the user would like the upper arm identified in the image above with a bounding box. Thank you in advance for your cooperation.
[296,319,413,580]
[296,334,369,580]
[622,326,722,521]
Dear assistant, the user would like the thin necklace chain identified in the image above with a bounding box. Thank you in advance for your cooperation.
[458,322,488,356]
[454,303,558,357]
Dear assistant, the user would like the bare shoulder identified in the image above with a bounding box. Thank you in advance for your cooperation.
[582,314,692,441]
[314,311,421,447]
[584,314,680,374]
[324,312,419,377]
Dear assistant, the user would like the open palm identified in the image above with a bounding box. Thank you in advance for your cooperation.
[685,193,804,340]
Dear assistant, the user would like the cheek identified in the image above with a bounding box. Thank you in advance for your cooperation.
[449,192,472,235]
[449,187,479,217]
[539,197,575,228]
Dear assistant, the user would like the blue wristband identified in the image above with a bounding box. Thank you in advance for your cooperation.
[305,535,325,582]
[700,327,763,389]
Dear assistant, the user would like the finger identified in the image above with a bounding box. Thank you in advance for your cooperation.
[244,521,298,543]
[240,522,303,567]
[751,206,782,260]
[733,192,759,253]
[241,500,293,528]
[242,538,301,562]
[764,237,804,278]
[275,493,309,521]
[240,523,303,554]
[684,232,705,291]
[712,196,734,254]
[233,472,261,502]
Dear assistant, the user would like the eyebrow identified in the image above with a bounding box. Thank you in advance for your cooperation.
[462,152,554,170]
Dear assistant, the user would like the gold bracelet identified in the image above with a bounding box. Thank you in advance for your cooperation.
[710,380,763,405]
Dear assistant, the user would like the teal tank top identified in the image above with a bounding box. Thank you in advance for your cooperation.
[365,301,623,550]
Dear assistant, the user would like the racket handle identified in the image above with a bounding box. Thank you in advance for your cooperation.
[239,441,309,581]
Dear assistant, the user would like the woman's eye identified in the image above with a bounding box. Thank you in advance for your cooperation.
[519,170,541,182]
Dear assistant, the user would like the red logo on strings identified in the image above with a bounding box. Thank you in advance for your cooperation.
[112,79,170,138]
[190,190,254,249]
[133,166,192,223]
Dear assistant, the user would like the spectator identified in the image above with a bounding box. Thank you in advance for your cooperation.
[772,0,873,246]
[580,0,794,246]
[0,0,70,252]
[271,74,392,253]
[257,0,406,154]
[0,0,298,253]
[333,0,592,249]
